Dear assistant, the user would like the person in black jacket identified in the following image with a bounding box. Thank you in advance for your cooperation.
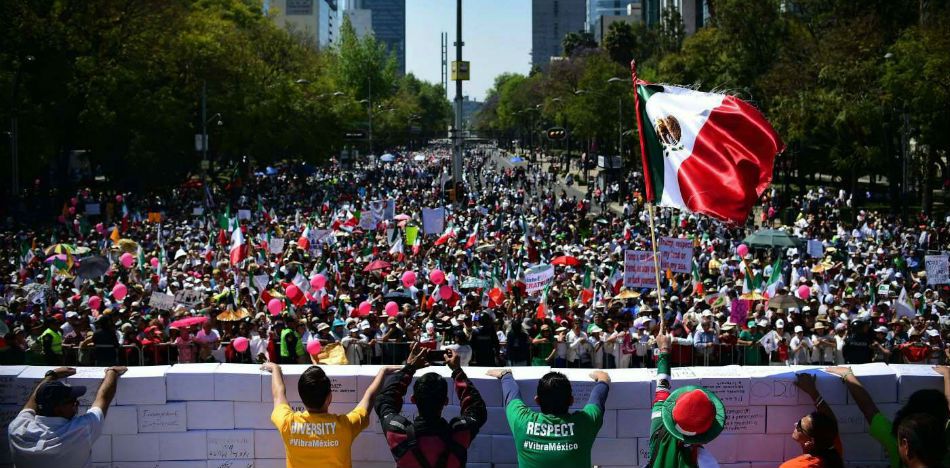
[375,343,487,468]
[506,320,530,366]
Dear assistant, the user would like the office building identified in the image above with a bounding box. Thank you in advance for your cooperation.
[270,0,340,49]
[347,0,406,75]
[642,0,709,34]
[587,0,639,33]
[532,0,587,70]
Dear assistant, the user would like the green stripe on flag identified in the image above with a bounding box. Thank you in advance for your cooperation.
[636,84,666,200]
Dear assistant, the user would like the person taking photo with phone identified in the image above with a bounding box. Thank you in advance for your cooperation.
[375,343,488,468]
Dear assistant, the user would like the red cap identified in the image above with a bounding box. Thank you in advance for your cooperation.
[671,389,715,436]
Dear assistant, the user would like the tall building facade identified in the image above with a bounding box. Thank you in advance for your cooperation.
[270,0,339,48]
[642,0,709,33]
[532,0,587,70]
[587,0,640,32]
[347,0,406,75]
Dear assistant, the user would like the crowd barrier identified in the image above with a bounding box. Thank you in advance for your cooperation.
[0,363,944,468]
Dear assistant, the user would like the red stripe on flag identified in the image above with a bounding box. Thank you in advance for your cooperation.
[676,95,784,224]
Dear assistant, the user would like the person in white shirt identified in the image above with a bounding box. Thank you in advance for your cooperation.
[789,325,814,365]
[567,323,591,367]
[810,322,836,364]
[8,366,127,468]
[443,330,473,366]
[588,326,606,369]
[341,325,366,365]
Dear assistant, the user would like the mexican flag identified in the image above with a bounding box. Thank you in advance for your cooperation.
[632,66,784,224]
[435,224,457,246]
[229,227,246,266]
[765,257,783,297]
[464,223,479,250]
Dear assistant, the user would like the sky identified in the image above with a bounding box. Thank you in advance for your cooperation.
[405,0,532,101]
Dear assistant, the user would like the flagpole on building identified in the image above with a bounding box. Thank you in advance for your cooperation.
[647,203,666,331]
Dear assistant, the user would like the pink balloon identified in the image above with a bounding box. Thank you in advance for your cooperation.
[439,285,453,301]
[70,197,78,206]
[429,269,445,285]
[119,252,134,269]
[385,301,399,317]
[358,301,372,317]
[112,283,128,301]
[267,298,284,316]
[797,285,811,300]
[150,257,159,268]
[67,206,76,215]
[401,271,417,288]
[95,223,105,235]
[232,337,249,353]
[306,339,322,356]
[310,274,327,290]
[87,296,101,311]
[737,244,749,257]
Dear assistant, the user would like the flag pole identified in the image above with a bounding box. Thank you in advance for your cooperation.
[647,203,666,331]
[631,59,666,332]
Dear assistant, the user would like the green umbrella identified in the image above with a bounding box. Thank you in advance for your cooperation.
[742,229,800,249]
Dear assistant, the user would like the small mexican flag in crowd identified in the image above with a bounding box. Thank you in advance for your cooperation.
[632,62,784,224]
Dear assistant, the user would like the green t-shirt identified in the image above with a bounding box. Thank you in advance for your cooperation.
[505,399,603,468]
[738,330,764,365]
[531,336,553,366]
[871,411,950,468]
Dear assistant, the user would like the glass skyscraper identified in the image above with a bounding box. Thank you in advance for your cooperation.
[349,0,406,75]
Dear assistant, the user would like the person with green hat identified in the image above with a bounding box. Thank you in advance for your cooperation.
[648,329,726,467]
[737,319,766,365]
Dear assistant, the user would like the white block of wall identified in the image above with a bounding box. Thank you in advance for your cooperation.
[112,433,161,461]
[165,363,219,401]
[205,429,255,459]
[116,366,169,405]
[207,460,254,468]
[491,434,518,465]
[351,431,394,462]
[616,409,651,438]
[137,403,187,432]
[358,365,459,406]
[461,366,504,407]
[741,434,786,462]
[187,401,235,430]
[722,405,766,434]
[102,405,138,435]
[591,438,632,465]
[233,402,274,430]
[66,367,106,407]
[848,363,897,404]
[215,363,262,402]
[159,431,207,460]
[705,433,739,463]
[891,363,944,403]
[253,429,284,460]
[90,434,111,462]
[556,367,652,410]
[12,366,57,404]
[0,365,27,404]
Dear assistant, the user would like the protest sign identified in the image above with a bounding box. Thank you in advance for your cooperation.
[237,209,252,221]
[85,203,101,215]
[268,238,285,254]
[925,254,949,285]
[174,289,203,309]
[730,299,750,325]
[659,237,692,274]
[148,292,175,310]
[623,250,656,289]
[807,240,824,258]
[422,207,446,235]
[252,274,269,292]
[192,207,204,216]
[310,229,332,245]
[405,226,420,246]
[461,277,491,289]
[525,264,554,294]
[371,199,396,221]
[359,210,376,230]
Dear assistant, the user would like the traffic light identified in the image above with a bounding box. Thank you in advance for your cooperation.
[546,127,567,141]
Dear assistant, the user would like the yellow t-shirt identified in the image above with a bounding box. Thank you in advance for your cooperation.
[270,403,369,468]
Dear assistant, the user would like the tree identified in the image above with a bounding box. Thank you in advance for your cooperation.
[561,31,597,57]
[602,21,637,66]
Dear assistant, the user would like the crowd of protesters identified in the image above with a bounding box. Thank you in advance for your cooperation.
[0,143,948,370]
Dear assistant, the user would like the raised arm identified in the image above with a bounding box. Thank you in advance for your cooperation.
[588,370,611,411]
[374,343,426,420]
[934,365,950,413]
[261,362,288,407]
[825,366,878,423]
[447,349,487,429]
[653,331,672,404]
[92,366,128,417]
[358,366,396,414]
[795,373,835,421]
[487,368,520,406]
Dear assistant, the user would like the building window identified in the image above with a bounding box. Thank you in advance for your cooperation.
[554,0,559,16]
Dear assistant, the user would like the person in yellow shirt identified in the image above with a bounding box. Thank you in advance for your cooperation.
[262,362,396,468]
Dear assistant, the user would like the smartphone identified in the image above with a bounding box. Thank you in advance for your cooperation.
[426,350,447,365]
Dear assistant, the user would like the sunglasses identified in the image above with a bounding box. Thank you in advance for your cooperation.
[795,418,812,438]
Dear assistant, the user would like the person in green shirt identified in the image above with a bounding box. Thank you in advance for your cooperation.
[825,365,950,468]
[737,319,766,365]
[486,368,610,468]
[647,329,726,467]
[530,325,555,366]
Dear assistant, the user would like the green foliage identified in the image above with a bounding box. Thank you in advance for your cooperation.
[0,0,449,190]
[561,31,598,57]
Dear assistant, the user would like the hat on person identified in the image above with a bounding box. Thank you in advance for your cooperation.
[814,322,827,330]
[874,326,888,333]
[555,326,568,333]
[36,380,86,415]
[775,319,785,328]
[660,386,726,444]
[794,325,804,333]
[65,311,79,320]
[332,319,345,328]
[721,322,736,331]
[316,322,330,332]
[835,323,847,332]
[757,319,769,328]
[589,325,603,334]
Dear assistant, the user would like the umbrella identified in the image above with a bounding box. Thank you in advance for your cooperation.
[170,316,208,329]
[72,246,91,256]
[384,291,415,306]
[380,154,395,162]
[77,256,110,279]
[551,255,580,267]
[363,260,391,272]
[768,294,802,310]
[44,244,75,256]
[739,291,766,301]
[394,214,411,221]
[614,289,641,300]
[742,229,800,249]
[117,239,140,254]
[216,308,250,322]
[476,243,496,253]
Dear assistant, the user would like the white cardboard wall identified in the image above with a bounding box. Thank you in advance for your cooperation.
[0,363,941,468]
